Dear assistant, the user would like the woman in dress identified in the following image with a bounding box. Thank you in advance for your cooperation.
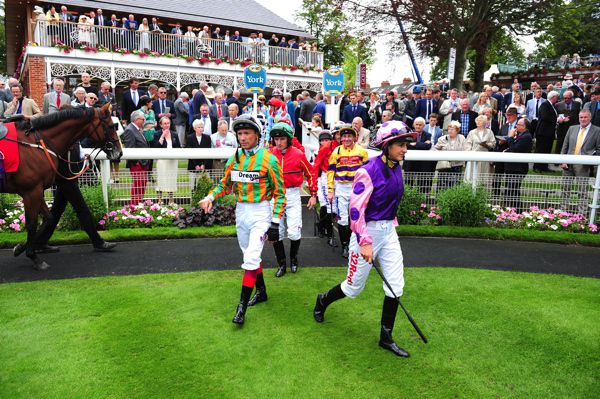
[508,94,526,117]
[465,114,496,181]
[153,117,181,205]
[137,96,157,143]
[434,121,467,189]
[77,15,91,45]
[138,18,150,51]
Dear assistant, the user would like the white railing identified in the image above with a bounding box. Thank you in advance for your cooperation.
[84,148,600,224]
[33,20,323,69]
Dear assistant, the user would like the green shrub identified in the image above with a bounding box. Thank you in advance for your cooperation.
[396,186,427,225]
[0,194,18,219]
[58,184,107,230]
[436,183,489,227]
[191,173,215,205]
[217,194,237,207]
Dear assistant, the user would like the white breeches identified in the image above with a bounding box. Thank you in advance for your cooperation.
[341,220,405,299]
[334,182,352,226]
[279,187,303,241]
[317,173,332,213]
[236,201,272,270]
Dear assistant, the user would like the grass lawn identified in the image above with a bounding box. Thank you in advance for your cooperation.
[0,267,598,398]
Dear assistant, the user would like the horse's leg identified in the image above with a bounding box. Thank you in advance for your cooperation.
[22,188,50,271]
[13,198,53,258]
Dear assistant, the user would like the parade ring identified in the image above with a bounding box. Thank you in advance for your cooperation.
[1,211,598,398]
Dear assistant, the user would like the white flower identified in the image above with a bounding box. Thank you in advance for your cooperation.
[157,216,163,220]
[550,225,558,230]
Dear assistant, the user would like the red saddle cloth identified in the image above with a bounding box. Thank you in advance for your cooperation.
[0,122,20,172]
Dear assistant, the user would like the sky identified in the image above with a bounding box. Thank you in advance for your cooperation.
[255,0,537,87]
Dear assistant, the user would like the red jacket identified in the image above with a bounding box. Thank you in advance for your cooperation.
[271,145,317,195]
[313,141,339,175]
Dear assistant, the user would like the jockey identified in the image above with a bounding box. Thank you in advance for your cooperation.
[265,97,290,143]
[268,122,317,277]
[314,121,418,358]
[327,124,369,258]
[199,114,286,326]
[312,129,339,245]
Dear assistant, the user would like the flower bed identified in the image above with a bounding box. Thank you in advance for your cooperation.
[489,206,597,233]
[0,200,25,232]
[99,201,184,229]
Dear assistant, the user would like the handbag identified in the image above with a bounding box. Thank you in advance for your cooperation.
[436,160,452,171]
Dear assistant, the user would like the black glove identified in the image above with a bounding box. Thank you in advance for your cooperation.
[267,222,280,242]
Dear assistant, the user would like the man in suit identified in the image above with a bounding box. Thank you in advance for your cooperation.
[341,92,367,125]
[107,14,121,49]
[525,82,547,102]
[42,79,71,114]
[484,86,498,113]
[209,92,229,120]
[451,98,478,136]
[173,92,190,146]
[58,5,74,45]
[152,87,175,122]
[414,88,438,121]
[533,91,560,172]
[4,84,41,118]
[526,87,546,134]
[337,92,350,120]
[231,30,243,42]
[94,8,108,26]
[504,118,534,213]
[313,93,326,119]
[121,78,145,123]
[559,108,600,214]
[121,110,151,206]
[191,103,217,134]
[503,83,523,112]
[226,89,241,107]
[299,90,317,124]
[225,103,240,129]
[583,89,600,127]
[171,22,183,54]
[491,86,505,114]
[493,108,519,201]
[192,83,208,117]
[554,90,581,154]
[97,81,116,110]
[211,27,222,40]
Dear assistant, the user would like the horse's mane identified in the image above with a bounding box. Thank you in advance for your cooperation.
[29,107,96,130]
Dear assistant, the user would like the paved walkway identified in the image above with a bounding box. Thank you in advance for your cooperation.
[1,208,598,283]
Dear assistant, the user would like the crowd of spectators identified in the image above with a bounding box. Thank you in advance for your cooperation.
[35,5,320,66]
[2,68,599,213]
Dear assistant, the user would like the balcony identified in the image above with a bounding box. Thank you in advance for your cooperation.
[32,20,324,71]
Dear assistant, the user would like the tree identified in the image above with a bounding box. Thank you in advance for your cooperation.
[0,0,6,75]
[337,0,553,90]
[295,0,349,67]
[533,0,600,59]
[341,37,375,90]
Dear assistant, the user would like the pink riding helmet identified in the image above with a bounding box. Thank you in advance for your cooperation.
[372,120,417,149]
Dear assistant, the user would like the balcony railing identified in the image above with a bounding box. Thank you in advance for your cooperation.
[33,20,324,69]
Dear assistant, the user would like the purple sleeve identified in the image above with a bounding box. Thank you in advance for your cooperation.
[349,168,374,246]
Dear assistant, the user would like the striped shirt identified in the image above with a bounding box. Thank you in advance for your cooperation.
[208,148,286,220]
[327,144,369,192]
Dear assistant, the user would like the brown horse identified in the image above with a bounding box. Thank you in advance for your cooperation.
[3,103,122,270]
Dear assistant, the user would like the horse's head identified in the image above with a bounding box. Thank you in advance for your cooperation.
[89,103,123,161]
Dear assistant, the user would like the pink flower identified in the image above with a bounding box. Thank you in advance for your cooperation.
[98,219,106,226]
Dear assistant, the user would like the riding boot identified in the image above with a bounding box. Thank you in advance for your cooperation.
[318,207,328,237]
[273,240,287,277]
[248,267,268,306]
[313,283,346,323]
[232,285,253,325]
[378,295,410,357]
[289,239,300,273]
[339,225,350,258]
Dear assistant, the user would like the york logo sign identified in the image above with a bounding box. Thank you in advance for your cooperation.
[323,67,345,96]
[244,65,267,94]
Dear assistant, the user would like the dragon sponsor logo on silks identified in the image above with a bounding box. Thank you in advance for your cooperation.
[231,169,264,183]
[346,251,360,285]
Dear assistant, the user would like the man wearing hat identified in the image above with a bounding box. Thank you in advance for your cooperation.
[199,114,285,326]
[327,125,369,258]
[314,121,417,358]
[266,123,317,278]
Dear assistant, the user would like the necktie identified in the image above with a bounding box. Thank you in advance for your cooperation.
[218,105,222,118]
[353,105,356,113]
[574,127,585,155]
[160,100,164,114]
[535,99,539,118]
[426,101,431,119]
[132,90,138,106]
[56,92,61,108]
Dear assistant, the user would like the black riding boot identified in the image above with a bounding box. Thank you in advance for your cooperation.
[326,213,337,247]
[318,207,328,237]
[290,239,300,273]
[378,295,410,357]
[313,283,346,322]
[248,270,268,306]
[339,225,350,258]
[273,240,287,277]
[232,285,253,325]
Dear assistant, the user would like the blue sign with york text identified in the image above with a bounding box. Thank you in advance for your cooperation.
[244,64,267,94]
[323,67,345,96]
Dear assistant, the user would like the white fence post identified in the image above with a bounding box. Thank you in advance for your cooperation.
[100,159,111,209]
[589,166,600,225]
